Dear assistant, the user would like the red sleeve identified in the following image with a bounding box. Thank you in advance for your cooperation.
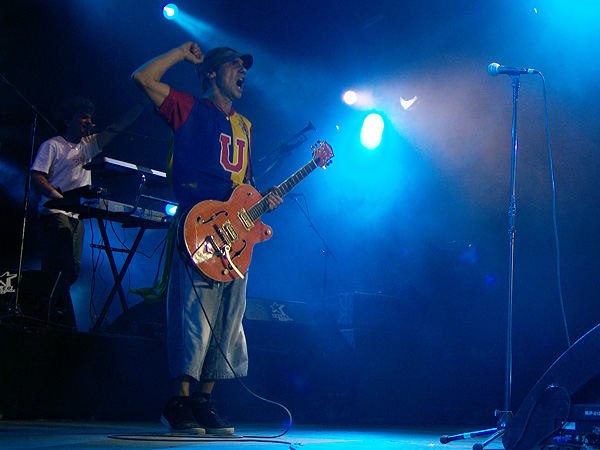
[156,87,195,132]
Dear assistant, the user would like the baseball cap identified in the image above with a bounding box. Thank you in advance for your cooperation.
[196,47,253,90]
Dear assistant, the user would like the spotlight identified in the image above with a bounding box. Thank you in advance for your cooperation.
[342,90,358,105]
[360,113,384,150]
[163,3,179,20]
[165,204,178,216]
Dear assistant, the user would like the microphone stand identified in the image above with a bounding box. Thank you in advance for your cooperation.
[440,75,520,449]
[0,73,56,324]
[257,122,315,182]
[291,196,337,310]
[256,142,297,182]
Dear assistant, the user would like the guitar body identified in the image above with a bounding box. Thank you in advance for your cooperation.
[180,184,273,282]
[180,140,334,282]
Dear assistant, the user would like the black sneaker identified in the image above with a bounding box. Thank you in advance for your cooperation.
[160,396,206,435]
[190,392,234,435]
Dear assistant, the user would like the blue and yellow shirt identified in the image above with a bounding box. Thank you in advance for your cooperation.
[157,87,252,209]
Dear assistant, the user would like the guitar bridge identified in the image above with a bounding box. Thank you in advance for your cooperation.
[190,236,217,265]
[237,208,254,231]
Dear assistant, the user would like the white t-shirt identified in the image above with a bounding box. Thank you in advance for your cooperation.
[31,134,101,216]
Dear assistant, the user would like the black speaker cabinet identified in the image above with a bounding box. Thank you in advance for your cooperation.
[19,270,62,321]
[503,323,600,450]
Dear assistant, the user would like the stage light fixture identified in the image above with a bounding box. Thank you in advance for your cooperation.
[165,204,178,216]
[342,90,358,105]
[163,3,179,20]
[360,113,384,150]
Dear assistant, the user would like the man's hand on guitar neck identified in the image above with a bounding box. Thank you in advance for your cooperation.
[261,187,283,211]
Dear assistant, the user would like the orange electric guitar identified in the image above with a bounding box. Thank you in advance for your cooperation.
[179,140,334,282]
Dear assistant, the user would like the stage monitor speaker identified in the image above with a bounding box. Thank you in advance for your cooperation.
[245,297,314,325]
[243,297,316,353]
[503,323,600,450]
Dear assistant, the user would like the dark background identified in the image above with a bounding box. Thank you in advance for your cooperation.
[1,0,599,425]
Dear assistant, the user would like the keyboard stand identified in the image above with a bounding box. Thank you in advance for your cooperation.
[90,218,147,332]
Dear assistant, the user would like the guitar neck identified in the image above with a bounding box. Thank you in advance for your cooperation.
[248,158,319,220]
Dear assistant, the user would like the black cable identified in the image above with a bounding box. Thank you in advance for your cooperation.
[108,220,131,252]
[86,212,100,322]
[89,217,109,325]
[533,385,572,448]
[183,261,293,439]
[536,72,571,348]
[129,231,167,260]
[109,433,295,445]
[510,384,571,450]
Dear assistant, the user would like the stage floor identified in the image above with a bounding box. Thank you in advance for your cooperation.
[0,420,506,449]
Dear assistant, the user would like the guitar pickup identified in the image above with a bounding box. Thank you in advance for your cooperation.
[237,208,254,231]
[220,220,239,245]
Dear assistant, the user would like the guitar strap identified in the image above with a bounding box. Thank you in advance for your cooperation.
[237,115,256,188]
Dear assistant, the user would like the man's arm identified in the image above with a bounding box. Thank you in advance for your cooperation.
[96,101,146,149]
[31,170,63,199]
[131,42,204,108]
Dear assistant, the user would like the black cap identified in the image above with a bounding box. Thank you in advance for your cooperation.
[196,47,253,91]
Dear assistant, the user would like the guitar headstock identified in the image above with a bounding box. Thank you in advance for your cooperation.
[311,140,334,168]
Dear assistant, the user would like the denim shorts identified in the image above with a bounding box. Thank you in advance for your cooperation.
[166,244,249,381]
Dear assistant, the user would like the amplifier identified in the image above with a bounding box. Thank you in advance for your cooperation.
[243,297,316,354]
[551,404,600,446]
[338,286,427,328]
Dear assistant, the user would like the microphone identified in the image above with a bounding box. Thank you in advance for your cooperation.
[487,62,537,76]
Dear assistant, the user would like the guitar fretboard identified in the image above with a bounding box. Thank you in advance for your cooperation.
[247,158,320,221]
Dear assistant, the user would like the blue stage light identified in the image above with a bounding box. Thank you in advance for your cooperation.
[163,3,179,20]
[342,90,358,105]
[360,113,384,150]
[165,204,178,216]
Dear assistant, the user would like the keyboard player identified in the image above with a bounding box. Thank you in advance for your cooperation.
[30,96,145,328]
